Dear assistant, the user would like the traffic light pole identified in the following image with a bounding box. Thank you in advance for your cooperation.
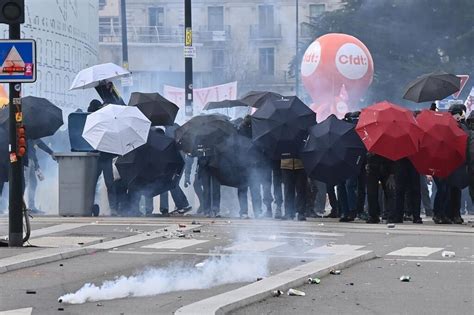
[184,0,193,116]
[120,0,129,98]
[8,22,23,247]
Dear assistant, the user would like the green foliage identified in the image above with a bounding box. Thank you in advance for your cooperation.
[291,0,474,107]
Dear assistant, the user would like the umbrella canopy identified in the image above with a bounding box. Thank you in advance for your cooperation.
[82,104,151,156]
[128,92,178,126]
[403,71,460,103]
[355,101,422,161]
[409,110,468,177]
[0,96,63,140]
[240,91,284,108]
[301,115,367,186]
[69,63,130,90]
[209,133,265,188]
[115,131,184,194]
[251,96,316,159]
[0,126,8,183]
[203,99,248,111]
[175,114,236,156]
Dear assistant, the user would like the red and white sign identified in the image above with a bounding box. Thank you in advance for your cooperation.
[453,75,469,99]
[163,81,238,111]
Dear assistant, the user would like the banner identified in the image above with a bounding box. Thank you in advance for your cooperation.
[163,81,238,112]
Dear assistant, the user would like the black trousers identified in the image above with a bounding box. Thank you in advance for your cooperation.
[272,161,283,208]
[199,167,220,214]
[394,160,421,221]
[356,166,367,214]
[448,186,462,220]
[282,169,307,218]
[367,169,395,220]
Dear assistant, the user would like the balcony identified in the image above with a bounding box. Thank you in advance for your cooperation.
[197,25,231,43]
[100,22,185,44]
[249,24,282,41]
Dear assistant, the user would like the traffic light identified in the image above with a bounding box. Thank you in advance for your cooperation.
[16,125,26,157]
[0,0,24,24]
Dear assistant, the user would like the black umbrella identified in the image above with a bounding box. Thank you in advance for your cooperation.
[240,91,284,108]
[0,126,8,183]
[446,164,469,189]
[203,99,248,111]
[403,72,460,103]
[251,96,316,159]
[0,96,63,140]
[128,92,179,126]
[209,134,265,188]
[175,114,237,156]
[300,115,367,186]
[115,130,184,195]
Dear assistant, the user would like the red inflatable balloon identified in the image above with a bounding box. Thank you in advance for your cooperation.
[301,33,374,121]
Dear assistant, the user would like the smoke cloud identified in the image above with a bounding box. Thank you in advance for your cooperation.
[59,252,268,304]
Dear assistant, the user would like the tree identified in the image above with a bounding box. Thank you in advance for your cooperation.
[290,0,474,108]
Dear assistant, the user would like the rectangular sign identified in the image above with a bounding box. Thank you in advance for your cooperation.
[184,46,196,58]
[0,39,36,83]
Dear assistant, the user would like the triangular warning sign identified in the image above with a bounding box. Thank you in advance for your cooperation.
[453,75,469,99]
[1,46,26,74]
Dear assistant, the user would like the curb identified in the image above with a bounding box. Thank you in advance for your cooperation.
[0,224,199,274]
[175,250,375,315]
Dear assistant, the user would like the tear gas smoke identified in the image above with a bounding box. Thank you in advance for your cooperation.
[58,253,268,304]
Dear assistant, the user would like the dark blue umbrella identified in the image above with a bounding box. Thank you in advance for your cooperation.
[301,115,367,186]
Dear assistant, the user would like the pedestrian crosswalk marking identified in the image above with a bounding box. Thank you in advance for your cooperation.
[386,247,444,257]
[29,236,103,248]
[142,239,209,249]
[306,244,365,254]
[225,241,286,252]
[0,307,33,315]
[282,232,345,237]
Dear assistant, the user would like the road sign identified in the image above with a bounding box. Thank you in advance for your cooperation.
[452,75,469,99]
[0,39,36,83]
[185,27,192,46]
[184,46,196,58]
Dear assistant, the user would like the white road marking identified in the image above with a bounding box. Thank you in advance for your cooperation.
[282,231,344,237]
[386,247,444,257]
[1,223,88,240]
[0,307,33,315]
[384,258,474,264]
[225,241,286,252]
[306,244,365,254]
[28,236,103,248]
[142,239,209,249]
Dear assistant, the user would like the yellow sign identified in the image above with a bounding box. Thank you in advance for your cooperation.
[185,27,192,46]
[15,112,22,122]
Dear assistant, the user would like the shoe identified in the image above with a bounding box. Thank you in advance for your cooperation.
[357,212,369,221]
[324,211,339,218]
[339,216,355,222]
[433,215,452,224]
[403,215,413,221]
[240,214,249,219]
[452,216,464,224]
[387,219,403,224]
[263,211,273,218]
[280,215,293,220]
[274,212,282,220]
[297,215,307,221]
[413,217,423,224]
[366,217,380,224]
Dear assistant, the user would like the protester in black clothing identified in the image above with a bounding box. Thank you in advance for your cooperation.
[365,153,396,223]
[467,112,474,203]
[394,158,422,223]
[196,153,221,217]
[281,157,307,220]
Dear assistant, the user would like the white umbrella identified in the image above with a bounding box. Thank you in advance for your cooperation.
[69,63,130,90]
[82,105,151,156]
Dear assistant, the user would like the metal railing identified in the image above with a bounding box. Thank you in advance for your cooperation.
[249,24,282,40]
[197,25,231,42]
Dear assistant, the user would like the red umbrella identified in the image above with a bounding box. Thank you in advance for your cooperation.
[409,110,468,177]
[355,101,422,161]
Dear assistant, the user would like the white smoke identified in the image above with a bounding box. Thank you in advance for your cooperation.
[59,253,268,304]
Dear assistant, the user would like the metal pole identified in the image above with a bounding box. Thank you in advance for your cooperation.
[184,0,193,116]
[295,0,299,97]
[8,23,23,247]
[120,0,129,98]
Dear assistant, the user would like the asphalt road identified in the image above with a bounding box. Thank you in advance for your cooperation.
[0,217,472,315]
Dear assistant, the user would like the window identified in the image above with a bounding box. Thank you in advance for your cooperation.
[212,49,225,70]
[208,6,224,31]
[148,7,164,27]
[259,48,274,76]
[259,5,274,26]
[309,4,326,18]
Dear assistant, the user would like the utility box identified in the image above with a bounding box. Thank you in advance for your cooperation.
[55,152,99,216]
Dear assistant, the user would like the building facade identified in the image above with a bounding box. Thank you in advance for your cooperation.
[0,0,99,115]
[99,0,342,97]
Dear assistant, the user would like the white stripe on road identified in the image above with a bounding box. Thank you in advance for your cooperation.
[28,236,103,248]
[1,223,88,240]
[225,241,286,252]
[0,307,32,315]
[384,258,474,264]
[282,231,345,237]
[306,244,365,254]
[141,239,209,249]
[386,247,444,257]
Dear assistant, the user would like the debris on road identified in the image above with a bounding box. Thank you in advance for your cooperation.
[400,275,411,282]
[57,308,64,311]
[387,223,396,228]
[308,277,321,284]
[441,251,455,258]
[59,264,64,267]
[26,290,36,294]
[191,220,200,225]
[330,269,341,275]
[96,303,103,307]
[256,277,263,282]
[178,224,187,228]
[195,262,205,268]
[287,288,306,296]
[271,290,284,297]
[416,263,421,267]
[192,229,201,233]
